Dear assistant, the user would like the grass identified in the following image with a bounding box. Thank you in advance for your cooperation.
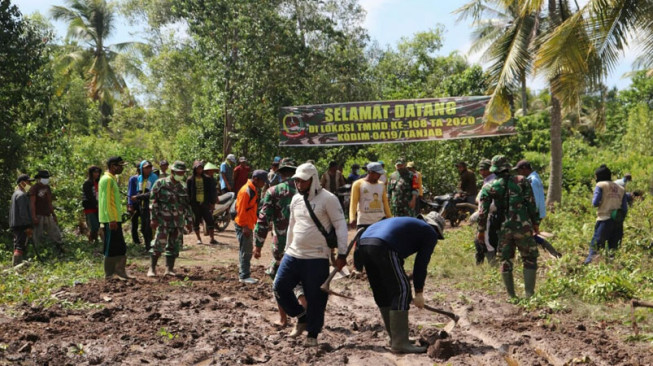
[417,192,653,345]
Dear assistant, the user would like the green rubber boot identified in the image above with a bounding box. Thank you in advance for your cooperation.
[524,268,537,298]
[115,255,131,280]
[501,271,517,298]
[104,256,119,279]
[379,307,391,344]
[389,310,426,354]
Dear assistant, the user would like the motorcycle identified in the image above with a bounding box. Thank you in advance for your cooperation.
[421,193,477,227]
[212,192,236,232]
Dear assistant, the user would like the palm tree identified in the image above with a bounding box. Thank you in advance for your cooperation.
[51,0,142,126]
[456,0,653,206]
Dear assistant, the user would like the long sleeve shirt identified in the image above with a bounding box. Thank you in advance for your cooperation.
[593,181,628,221]
[10,187,32,228]
[349,179,392,225]
[285,189,348,259]
[234,180,259,229]
[360,217,438,292]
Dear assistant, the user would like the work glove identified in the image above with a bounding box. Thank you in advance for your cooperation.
[413,292,425,309]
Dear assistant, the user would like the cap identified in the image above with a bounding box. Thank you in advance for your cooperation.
[226,154,236,163]
[418,211,445,239]
[204,162,219,171]
[159,159,169,166]
[141,160,152,168]
[278,158,297,173]
[34,169,51,179]
[107,157,127,167]
[273,156,282,163]
[406,161,415,169]
[293,163,318,181]
[490,155,511,173]
[193,160,204,169]
[17,174,34,184]
[395,158,405,166]
[366,162,385,174]
[252,169,270,184]
[478,159,492,170]
[171,160,188,172]
[512,159,531,170]
[238,157,247,163]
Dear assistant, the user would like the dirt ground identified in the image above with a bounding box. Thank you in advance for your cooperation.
[1,224,652,366]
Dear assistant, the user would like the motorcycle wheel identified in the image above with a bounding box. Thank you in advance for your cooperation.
[214,211,230,232]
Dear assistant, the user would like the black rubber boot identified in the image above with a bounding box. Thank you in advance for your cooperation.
[104,256,119,279]
[164,256,176,276]
[379,306,391,345]
[389,310,426,354]
[147,256,158,277]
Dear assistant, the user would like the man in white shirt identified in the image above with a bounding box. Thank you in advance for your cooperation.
[273,163,348,347]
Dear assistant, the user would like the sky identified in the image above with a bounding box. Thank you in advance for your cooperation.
[15,0,637,91]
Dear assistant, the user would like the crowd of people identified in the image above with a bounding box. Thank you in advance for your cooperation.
[7,153,635,351]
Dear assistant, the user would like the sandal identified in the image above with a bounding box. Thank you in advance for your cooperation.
[210,239,219,245]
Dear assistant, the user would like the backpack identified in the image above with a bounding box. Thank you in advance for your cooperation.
[229,185,256,220]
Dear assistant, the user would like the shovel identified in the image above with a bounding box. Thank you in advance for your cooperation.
[423,304,460,333]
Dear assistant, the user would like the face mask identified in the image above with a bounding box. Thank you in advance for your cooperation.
[40,178,50,185]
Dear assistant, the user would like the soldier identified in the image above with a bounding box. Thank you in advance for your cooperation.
[387,159,418,217]
[148,161,193,277]
[473,159,499,265]
[477,155,540,299]
[253,158,306,325]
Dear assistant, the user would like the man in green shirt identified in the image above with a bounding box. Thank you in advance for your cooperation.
[98,156,130,280]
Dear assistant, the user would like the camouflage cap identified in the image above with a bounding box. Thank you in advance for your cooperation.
[478,159,492,170]
[278,158,297,173]
[171,160,188,172]
[490,155,511,173]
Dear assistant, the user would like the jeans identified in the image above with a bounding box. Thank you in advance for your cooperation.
[273,255,329,338]
[585,219,621,263]
[235,223,253,279]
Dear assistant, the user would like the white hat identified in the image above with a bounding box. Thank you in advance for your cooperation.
[418,211,445,239]
[292,163,318,181]
[226,154,236,163]
[366,162,385,174]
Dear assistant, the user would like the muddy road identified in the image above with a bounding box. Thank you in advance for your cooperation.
[1,225,651,365]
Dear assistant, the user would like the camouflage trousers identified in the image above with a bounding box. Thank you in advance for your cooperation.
[498,230,539,272]
[150,226,183,258]
[391,205,414,218]
[266,235,287,280]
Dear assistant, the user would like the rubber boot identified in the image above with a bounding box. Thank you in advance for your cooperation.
[147,256,158,277]
[501,272,517,298]
[104,256,119,279]
[164,256,176,276]
[115,255,131,280]
[523,268,537,298]
[485,251,497,266]
[12,254,23,267]
[389,310,426,354]
[379,307,392,345]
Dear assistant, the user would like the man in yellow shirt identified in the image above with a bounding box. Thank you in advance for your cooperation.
[349,162,392,230]
[98,156,129,280]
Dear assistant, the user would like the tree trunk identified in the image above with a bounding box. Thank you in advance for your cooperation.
[546,89,563,208]
[520,72,528,115]
[222,27,239,158]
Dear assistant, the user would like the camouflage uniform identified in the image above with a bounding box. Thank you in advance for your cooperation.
[150,175,193,258]
[254,179,297,277]
[477,155,540,297]
[387,167,417,217]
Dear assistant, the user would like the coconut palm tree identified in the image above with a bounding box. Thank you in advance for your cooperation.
[51,0,142,126]
[456,0,653,206]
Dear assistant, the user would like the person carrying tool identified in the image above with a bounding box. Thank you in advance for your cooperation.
[98,157,131,280]
[477,155,540,299]
[253,158,307,325]
[356,211,444,353]
[473,159,499,265]
[273,163,348,347]
[148,161,193,277]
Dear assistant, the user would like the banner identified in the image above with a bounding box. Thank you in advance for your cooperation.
[279,96,516,146]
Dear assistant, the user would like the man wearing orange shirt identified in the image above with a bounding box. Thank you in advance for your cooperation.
[235,170,269,283]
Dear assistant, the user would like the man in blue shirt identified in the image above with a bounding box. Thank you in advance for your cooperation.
[514,160,561,258]
[357,211,445,354]
[219,154,237,193]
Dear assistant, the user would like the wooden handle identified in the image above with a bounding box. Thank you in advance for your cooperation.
[320,228,365,293]
[424,304,459,322]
